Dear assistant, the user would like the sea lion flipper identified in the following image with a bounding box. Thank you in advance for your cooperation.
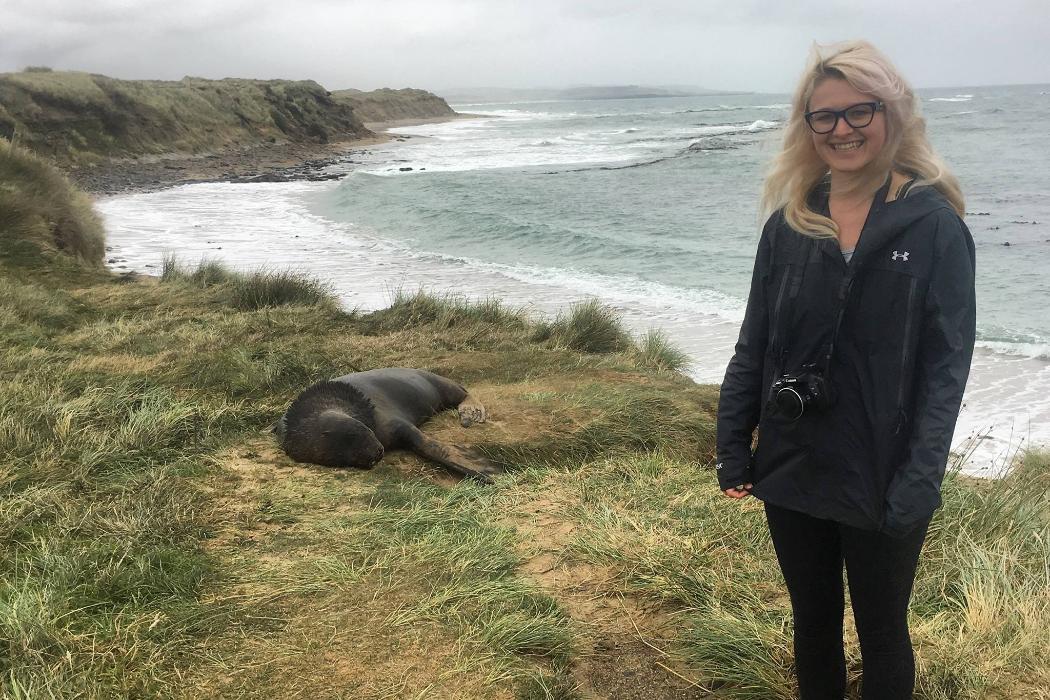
[399,423,500,485]
[457,394,487,427]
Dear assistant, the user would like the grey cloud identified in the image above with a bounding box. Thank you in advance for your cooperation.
[0,0,1047,92]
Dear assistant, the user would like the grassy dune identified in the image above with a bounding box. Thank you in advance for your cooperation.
[1,144,1048,698]
[0,70,371,164]
[330,87,457,124]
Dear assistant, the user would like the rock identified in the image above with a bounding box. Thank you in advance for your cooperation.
[399,166,413,171]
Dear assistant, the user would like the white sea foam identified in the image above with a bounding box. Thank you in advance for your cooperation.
[359,112,777,175]
[975,339,1050,361]
[930,96,973,102]
[673,103,790,114]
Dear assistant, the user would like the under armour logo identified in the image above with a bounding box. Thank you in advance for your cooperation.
[892,250,910,262]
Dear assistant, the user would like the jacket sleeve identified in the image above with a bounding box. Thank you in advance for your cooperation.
[882,210,976,537]
[715,215,775,490]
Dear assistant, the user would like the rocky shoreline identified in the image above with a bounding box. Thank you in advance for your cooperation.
[72,113,482,198]
[69,135,390,197]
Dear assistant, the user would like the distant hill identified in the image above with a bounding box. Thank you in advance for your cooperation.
[0,70,372,165]
[438,84,745,104]
[330,88,456,125]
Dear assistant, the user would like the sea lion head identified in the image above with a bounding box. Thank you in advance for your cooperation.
[313,409,385,468]
[279,380,385,469]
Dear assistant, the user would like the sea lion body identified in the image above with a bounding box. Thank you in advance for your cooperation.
[275,368,497,482]
[337,368,468,444]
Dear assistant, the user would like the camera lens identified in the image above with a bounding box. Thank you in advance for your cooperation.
[774,387,805,421]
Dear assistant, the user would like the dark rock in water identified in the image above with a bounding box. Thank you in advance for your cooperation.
[967,211,990,216]
[1003,241,1011,246]
[399,166,413,171]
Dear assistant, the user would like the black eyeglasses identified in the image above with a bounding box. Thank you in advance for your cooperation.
[804,101,884,134]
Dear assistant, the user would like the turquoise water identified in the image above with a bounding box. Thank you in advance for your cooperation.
[311,86,1050,355]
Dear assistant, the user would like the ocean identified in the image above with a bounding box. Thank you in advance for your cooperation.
[98,84,1050,474]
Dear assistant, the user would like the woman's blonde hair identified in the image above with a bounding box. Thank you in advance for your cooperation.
[761,40,965,238]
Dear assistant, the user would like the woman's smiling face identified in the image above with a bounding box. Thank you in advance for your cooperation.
[808,77,887,177]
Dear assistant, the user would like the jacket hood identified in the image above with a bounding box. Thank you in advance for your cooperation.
[814,179,958,269]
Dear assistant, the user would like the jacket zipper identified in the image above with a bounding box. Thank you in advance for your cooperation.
[895,277,919,434]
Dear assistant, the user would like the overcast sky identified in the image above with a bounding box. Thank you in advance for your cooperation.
[2,0,1048,94]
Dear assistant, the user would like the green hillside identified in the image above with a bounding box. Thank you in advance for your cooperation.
[0,70,372,165]
[331,87,456,124]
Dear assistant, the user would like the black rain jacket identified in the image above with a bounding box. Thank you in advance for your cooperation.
[715,180,976,537]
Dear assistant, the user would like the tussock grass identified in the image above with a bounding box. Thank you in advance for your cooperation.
[634,328,693,372]
[363,287,529,333]
[535,298,633,354]
[0,140,105,267]
[229,269,336,311]
[160,256,337,311]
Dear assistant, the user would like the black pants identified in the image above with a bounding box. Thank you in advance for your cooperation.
[764,502,930,700]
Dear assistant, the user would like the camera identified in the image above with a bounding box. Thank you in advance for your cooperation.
[768,364,835,421]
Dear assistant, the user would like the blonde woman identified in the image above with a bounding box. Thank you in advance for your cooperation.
[716,41,975,698]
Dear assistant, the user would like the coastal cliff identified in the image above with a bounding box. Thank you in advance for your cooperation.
[331,87,457,126]
[0,70,372,165]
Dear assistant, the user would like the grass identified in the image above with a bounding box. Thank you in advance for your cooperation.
[2,261,1046,697]
[533,298,633,354]
[160,255,338,311]
[0,140,105,267]
[1,159,1047,697]
[331,87,455,124]
[635,328,693,372]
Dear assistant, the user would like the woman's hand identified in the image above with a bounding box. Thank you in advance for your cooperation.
[723,483,753,499]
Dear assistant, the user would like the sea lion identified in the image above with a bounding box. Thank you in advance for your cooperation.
[274,368,500,483]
